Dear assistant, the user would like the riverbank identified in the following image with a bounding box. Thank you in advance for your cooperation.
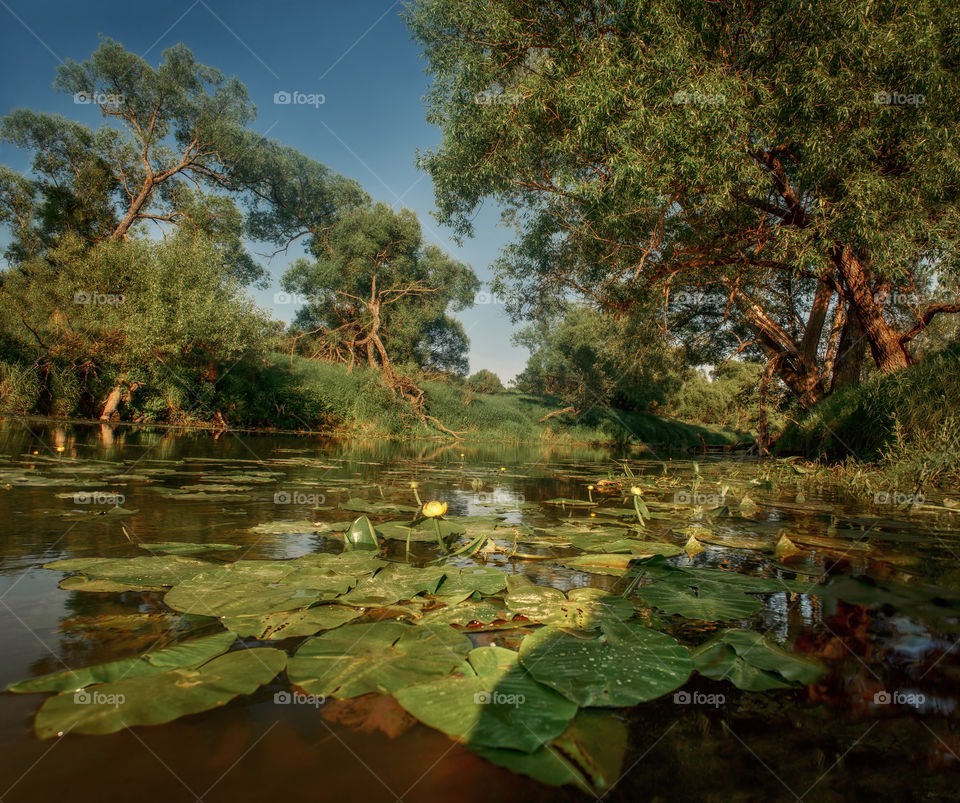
[776,343,960,487]
[1,354,746,448]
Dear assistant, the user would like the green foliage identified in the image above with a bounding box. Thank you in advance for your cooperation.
[465,369,504,394]
[665,361,786,433]
[777,343,960,484]
[406,0,960,396]
[513,303,680,412]
[0,233,271,419]
[281,201,478,375]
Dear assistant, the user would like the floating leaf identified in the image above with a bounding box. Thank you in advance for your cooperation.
[44,556,216,589]
[339,563,446,608]
[7,632,236,693]
[394,646,577,752]
[249,520,325,534]
[339,498,419,515]
[542,498,597,508]
[519,622,691,706]
[138,542,239,555]
[34,647,286,738]
[222,605,363,639]
[437,566,508,596]
[636,579,762,621]
[288,621,471,699]
[472,709,627,792]
[691,629,823,690]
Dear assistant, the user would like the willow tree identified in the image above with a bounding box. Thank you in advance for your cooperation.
[406,0,960,407]
[1,38,265,281]
[280,201,478,403]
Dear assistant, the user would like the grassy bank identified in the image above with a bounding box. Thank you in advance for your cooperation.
[776,343,960,485]
[1,352,746,447]
[231,354,745,446]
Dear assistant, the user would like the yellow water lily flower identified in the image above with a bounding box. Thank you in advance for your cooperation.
[422,500,448,518]
[630,486,643,496]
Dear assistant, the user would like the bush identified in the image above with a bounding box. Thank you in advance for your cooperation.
[465,369,505,394]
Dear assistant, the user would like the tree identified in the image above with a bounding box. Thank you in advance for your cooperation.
[0,39,267,285]
[0,233,270,420]
[512,303,680,413]
[405,0,960,407]
[280,201,479,392]
[466,369,504,393]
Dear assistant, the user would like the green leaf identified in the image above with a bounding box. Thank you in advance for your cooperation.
[636,579,762,620]
[691,629,823,689]
[7,632,236,693]
[34,647,286,738]
[138,542,240,555]
[222,606,363,639]
[344,516,379,550]
[394,646,577,752]
[472,709,628,792]
[288,621,471,699]
[519,622,692,706]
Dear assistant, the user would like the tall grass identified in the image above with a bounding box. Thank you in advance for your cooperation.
[776,343,960,485]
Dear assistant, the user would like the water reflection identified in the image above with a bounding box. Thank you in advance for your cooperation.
[0,417,959,801]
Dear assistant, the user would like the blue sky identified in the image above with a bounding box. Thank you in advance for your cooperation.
[0,0,528,381]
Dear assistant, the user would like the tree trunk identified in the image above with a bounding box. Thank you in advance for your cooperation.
[830,245,910,372]
[99,386,124,421]
[109,182,154,241]
[830,304,867,392]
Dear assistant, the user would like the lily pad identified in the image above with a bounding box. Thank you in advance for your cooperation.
[519,622,692,707]
[394,646,577,752]
[222,606,363,639]
[472,709,627,792]
[636,579,762,621]
[7,632,236,693]
[34,647,286,738]
[138,542,240,555]
[288,621,471,699]
[691,629,823,689]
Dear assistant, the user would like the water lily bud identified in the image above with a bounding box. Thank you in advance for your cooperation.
[422,500,448,518]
